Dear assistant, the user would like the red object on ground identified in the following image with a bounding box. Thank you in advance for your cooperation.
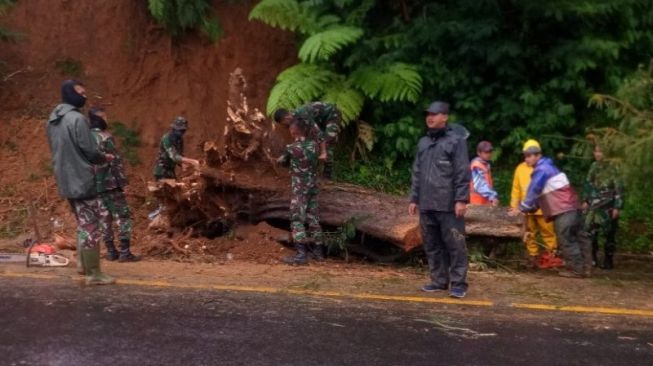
[26,244,56,255]
[537,252,564,269]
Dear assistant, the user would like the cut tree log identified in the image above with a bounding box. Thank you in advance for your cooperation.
[148,68,523,253]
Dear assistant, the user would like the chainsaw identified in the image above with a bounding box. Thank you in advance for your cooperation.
[0,240,70,267]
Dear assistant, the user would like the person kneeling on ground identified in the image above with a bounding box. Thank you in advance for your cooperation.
[509,139,592,278]
[88,107,140,263]
[276,117,324,265]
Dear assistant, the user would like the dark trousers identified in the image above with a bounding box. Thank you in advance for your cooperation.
[590,218,618,257]
[554,210,592,273]
[420,211,468,291]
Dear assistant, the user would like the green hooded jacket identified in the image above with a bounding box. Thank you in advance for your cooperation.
[46,103,106,199]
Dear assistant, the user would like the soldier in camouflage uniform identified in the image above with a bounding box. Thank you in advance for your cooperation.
[153,116,200,180]
[277,117,324,265]
[582,145,624,270]
[274,102,341,179]
[88,107,140,262]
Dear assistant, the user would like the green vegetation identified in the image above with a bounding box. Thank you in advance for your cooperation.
[147,0,222,42]
[55,57,83,77]
[251,0,653,162]
[111,122,142,166]
[0,0,16,41]
[251,0,653,253]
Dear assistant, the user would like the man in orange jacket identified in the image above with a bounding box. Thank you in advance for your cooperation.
[470,141,499,206]
[509,139,562,269]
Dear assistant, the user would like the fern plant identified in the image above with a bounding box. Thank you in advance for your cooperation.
[147,0,222,42]
[250,0,423,130]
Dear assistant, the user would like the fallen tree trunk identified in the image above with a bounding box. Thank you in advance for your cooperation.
[148,68,523,253]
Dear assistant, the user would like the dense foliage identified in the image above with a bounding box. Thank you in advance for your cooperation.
[147,0,222,42]
[250,0,653,167]
[0,0,16,41]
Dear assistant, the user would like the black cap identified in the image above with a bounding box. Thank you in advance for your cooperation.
[425,101,449,115]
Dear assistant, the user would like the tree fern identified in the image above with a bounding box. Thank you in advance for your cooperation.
[266,63,338,114]
[147,0,221,41]
[249,0,319,34]
[350,63,422,103]
[322,79,365,125]
[298,26,363,63]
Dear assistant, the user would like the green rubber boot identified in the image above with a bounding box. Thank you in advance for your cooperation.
[82,248,116,285]
[76,241,85,275]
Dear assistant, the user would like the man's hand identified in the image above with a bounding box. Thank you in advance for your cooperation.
[611,209,620,219]
[182,158,200,167]
[455,202,467,218]
[490,198,499,207]
[581,202,589,211]
[507,207,522,217]
[408,203,418,216]
[318,152,328,161]
[105,153,115,162]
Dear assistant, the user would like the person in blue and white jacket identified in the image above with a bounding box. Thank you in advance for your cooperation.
[509,139,592,278]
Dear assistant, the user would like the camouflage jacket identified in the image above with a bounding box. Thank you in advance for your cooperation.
[582,161,624,211]
[153,132,184,179]
[294,102,341,145]
[277,137,319,190]
[92,128,128,192]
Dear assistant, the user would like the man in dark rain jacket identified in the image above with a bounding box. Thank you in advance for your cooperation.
[409,101,471,298]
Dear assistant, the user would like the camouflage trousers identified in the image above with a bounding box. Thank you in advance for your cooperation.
[99,189,133,244]
[290,185,322,245]
[586,208,618,256]
[69,197,106,250]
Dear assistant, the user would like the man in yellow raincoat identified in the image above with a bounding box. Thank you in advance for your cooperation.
[509,139,562,269]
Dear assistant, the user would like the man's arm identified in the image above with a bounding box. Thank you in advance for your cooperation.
[471,168,498,200]
[519,167,548,212]
[452,138,471,204]
[73,116,106,164]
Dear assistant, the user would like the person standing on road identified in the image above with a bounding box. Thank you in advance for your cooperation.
[46,80,115,285]
[408,101,471,299]
[509,139,592,278]
[274,102,341,179]
[469,140,499,206]
[88,107,140,263]
[277,117,324,265]
[582,145,624,270]
[510,140,561,269]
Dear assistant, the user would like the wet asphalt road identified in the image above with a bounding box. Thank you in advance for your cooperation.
[1,276,652,366]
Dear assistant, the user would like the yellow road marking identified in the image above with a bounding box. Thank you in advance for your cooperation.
[2,271,652,317]
[511,303,653,317]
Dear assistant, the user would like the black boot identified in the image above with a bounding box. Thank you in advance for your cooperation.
[591,237,599,267]
[601,254,614,270]
[323,163,333,180]
[309,243,326,262]
[283,243,308,265]
[105,241,119,261]
[602,239,616,270]
[118,239,141,263]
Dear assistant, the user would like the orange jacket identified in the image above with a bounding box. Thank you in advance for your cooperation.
[470,157,495,205]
